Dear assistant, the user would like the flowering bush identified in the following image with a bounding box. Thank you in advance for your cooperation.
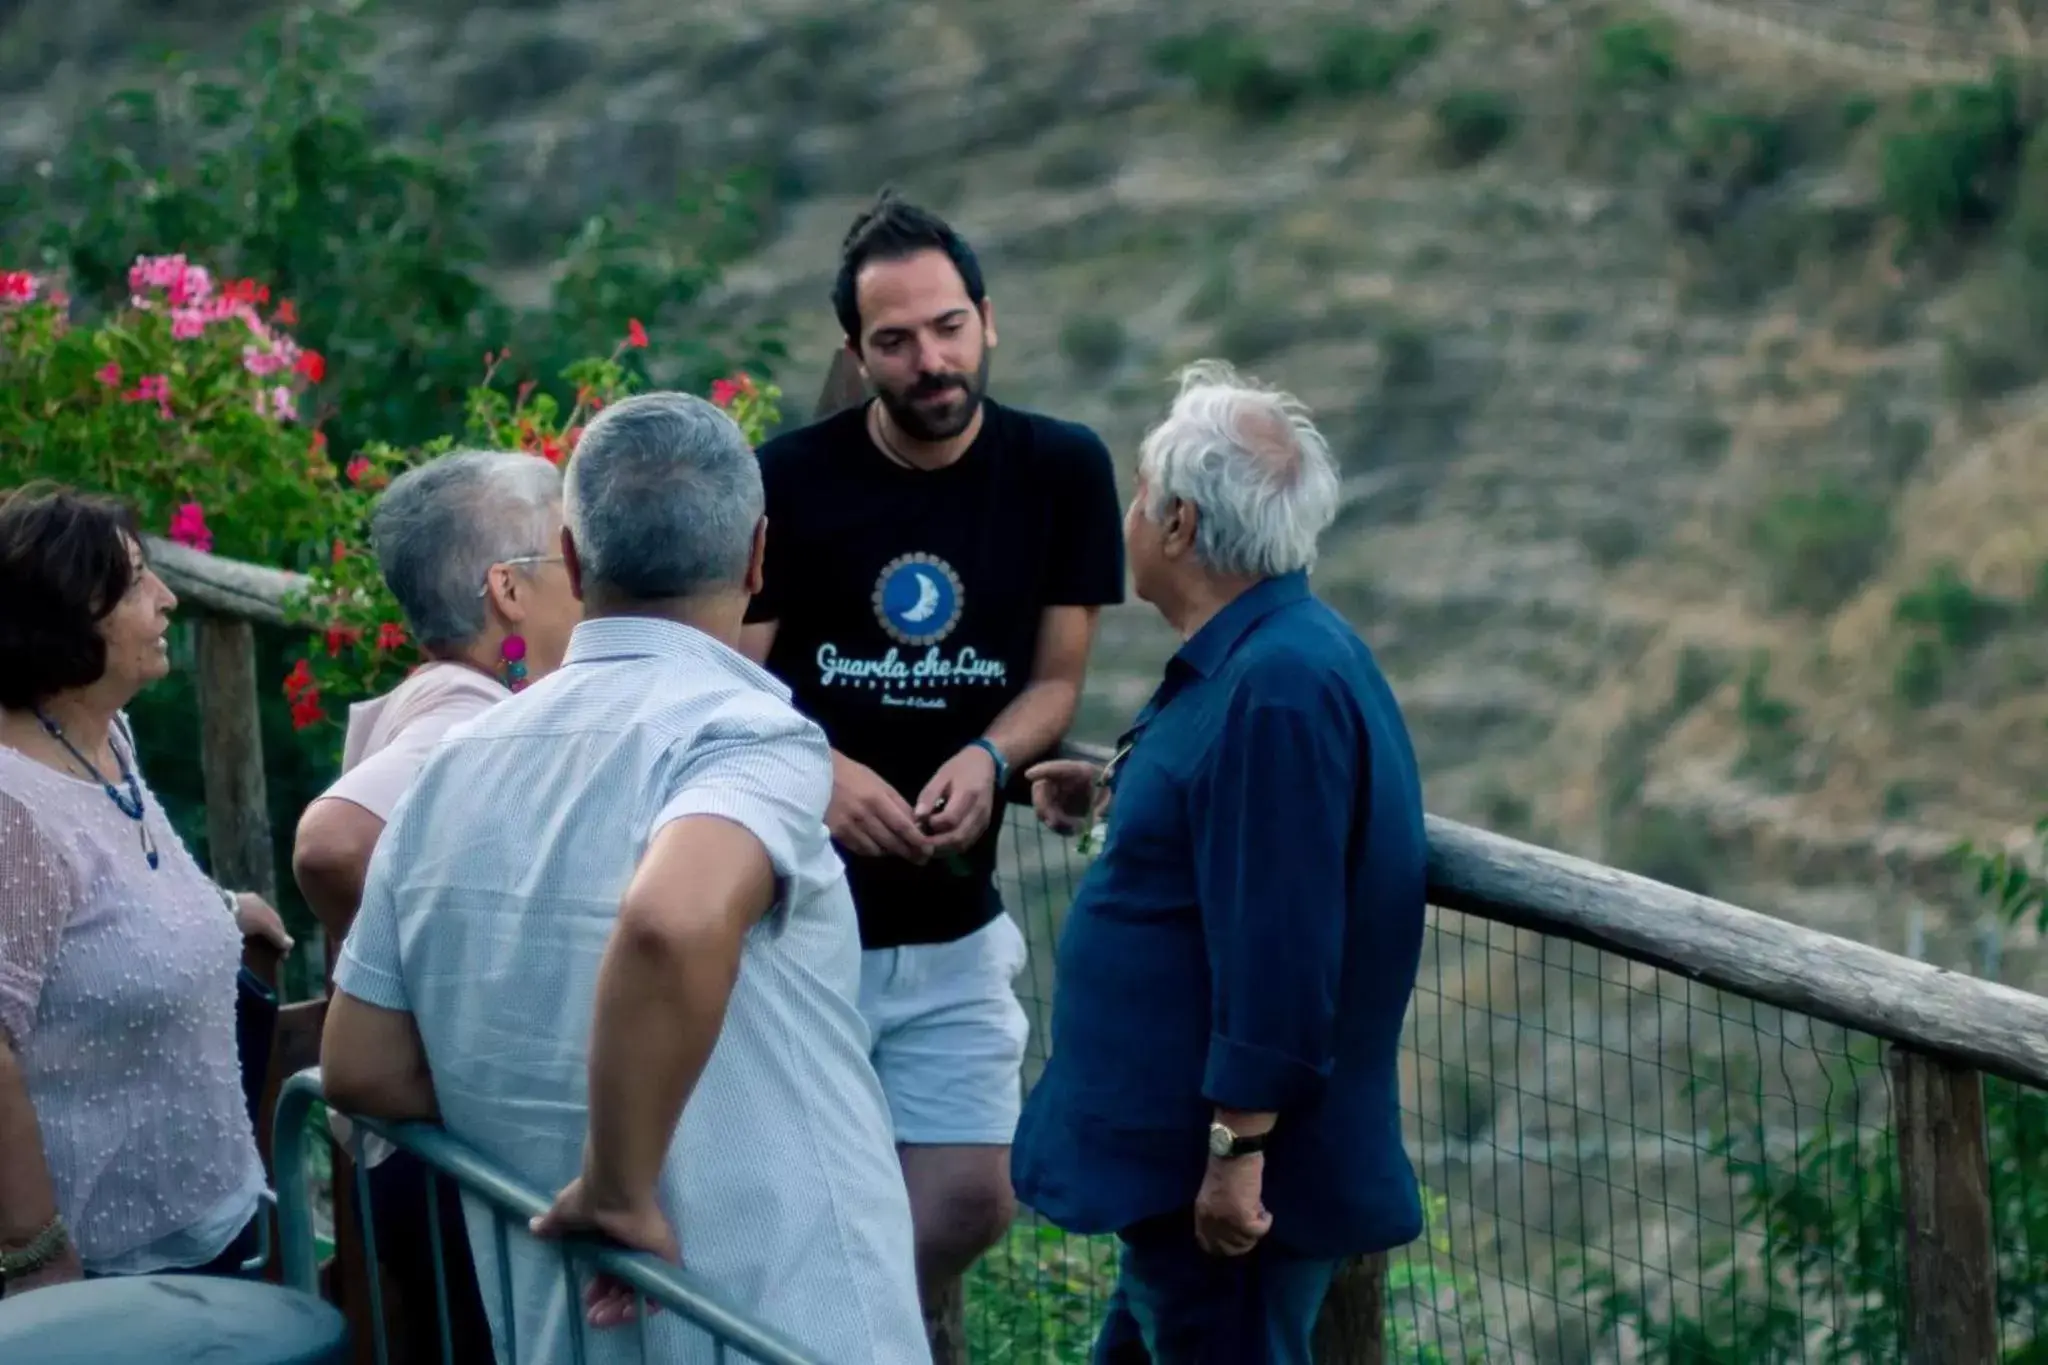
[283,321,784,728]
[0,256,330,563]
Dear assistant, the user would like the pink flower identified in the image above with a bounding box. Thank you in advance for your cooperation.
[167,503,213,554]
[122,374,174,419]
[170,309,207,340]
[242,345,289,378]
[625,319,648,349]
[344,456,371,484]
[0,270,39,305]
[253,384,297,423]
[126,254,213,310]
[95,362,121,386]
[710,378,740,408]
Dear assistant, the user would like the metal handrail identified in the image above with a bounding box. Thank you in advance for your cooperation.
[272,1068,822,1365]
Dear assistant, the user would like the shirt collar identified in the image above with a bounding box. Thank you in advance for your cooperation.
[1172,571,1311,678]
[561,615,792,703]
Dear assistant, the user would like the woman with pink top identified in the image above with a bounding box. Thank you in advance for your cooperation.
[292,448,579,1361]
[0,484,294,1299]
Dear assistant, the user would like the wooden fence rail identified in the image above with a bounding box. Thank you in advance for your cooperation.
[129,353,2041,1361]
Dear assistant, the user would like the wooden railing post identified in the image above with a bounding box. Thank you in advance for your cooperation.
[195,613,277,903]
[1314,1252,1388,1364]
[1890,1046,1999,1365]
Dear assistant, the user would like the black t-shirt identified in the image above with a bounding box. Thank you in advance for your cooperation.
[747,398,1126,948]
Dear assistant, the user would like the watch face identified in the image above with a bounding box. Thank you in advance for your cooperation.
[1208,1123,1233,1158]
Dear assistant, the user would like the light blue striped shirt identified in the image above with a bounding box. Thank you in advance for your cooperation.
[335,616,929,1364]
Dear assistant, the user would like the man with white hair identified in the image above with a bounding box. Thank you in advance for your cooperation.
[1013,362,1428,1363]
[319,392,929,1363]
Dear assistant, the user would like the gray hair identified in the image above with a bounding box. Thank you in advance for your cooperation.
[1136,360,1341,577]
[370,450,563,651]
[563,391,762,600]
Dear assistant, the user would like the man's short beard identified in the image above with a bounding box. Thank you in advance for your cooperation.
[875,350,991,442]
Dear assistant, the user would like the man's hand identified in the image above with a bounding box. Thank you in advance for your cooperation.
[827,753,932,864]
[1193,1155,1273,1257]
[233,892,295,954]
[1025,759,1106,836]
[915,745,1001,854]
[530,1175,679,1329]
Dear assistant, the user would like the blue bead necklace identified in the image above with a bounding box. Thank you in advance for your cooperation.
[35,709,160,871]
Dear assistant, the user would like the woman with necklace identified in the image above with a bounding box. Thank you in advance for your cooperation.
[0,483,291,1299]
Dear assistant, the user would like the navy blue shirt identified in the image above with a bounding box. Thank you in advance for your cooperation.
[1012,572,1427,1259]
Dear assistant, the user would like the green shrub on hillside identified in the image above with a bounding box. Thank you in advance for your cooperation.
[1314,23,1439,98]
[1435,91,1519,166]
[1591,21,1680,93]
[1734,652,1801,788]
[1152,20,1438,120]
[1151,24,1305,120]
[1890,562,2014,707]
[1880,64,2029,248]
[1895,561,2012,651]
[1749,483,1893,613]
[1058,312,1129,371]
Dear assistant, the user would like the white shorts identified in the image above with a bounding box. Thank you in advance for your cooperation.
[858,911,1031,1148]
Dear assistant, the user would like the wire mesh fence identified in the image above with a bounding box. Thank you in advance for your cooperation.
[265,799,2048,1363]
[984,805,2048,1364]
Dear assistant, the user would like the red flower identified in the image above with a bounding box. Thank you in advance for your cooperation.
[294,349,326,384]
[345,456,371,484]
[224,279,270,306]
[625,318,648,349]
[375,621,408,652]
[540,436,564,465]
[331,539,348,564]
[283,658,316,701]
[289,693,326,731]
[276,299,298,326]
[710,378,740,409]
[324,624,362,657]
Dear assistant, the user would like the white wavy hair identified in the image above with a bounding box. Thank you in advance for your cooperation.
[1135,360,1341,577]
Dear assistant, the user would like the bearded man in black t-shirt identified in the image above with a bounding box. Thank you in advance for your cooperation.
[740,195,1125,1347]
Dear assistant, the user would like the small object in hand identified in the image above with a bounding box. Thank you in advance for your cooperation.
[1077,819,1108,856]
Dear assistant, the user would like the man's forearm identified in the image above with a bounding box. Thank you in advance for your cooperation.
[0,1042,60,1245]
[983,678,1083,774]
[584,918,742,1206]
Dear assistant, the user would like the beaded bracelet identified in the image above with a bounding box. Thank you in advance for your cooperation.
[0,1216,71,1283]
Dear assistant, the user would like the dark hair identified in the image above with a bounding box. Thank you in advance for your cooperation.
[0,482,144,710]
[831,190,987,343]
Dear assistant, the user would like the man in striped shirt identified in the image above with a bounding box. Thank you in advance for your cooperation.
[320,391,929,1363]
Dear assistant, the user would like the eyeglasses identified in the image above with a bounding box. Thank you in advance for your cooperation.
[476,554,565,597]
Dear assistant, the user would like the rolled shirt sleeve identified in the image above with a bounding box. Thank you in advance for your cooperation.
[1191,688,1359,1113]
[649,709,837,908]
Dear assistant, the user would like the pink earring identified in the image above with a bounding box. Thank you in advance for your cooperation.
[501,634,529,691]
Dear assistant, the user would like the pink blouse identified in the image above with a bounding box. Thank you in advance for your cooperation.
[0,731,264,1273]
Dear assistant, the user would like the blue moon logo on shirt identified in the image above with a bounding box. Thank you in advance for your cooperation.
[873,553,964,647]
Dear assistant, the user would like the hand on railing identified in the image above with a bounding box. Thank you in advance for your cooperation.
[529,1176,680,1329]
